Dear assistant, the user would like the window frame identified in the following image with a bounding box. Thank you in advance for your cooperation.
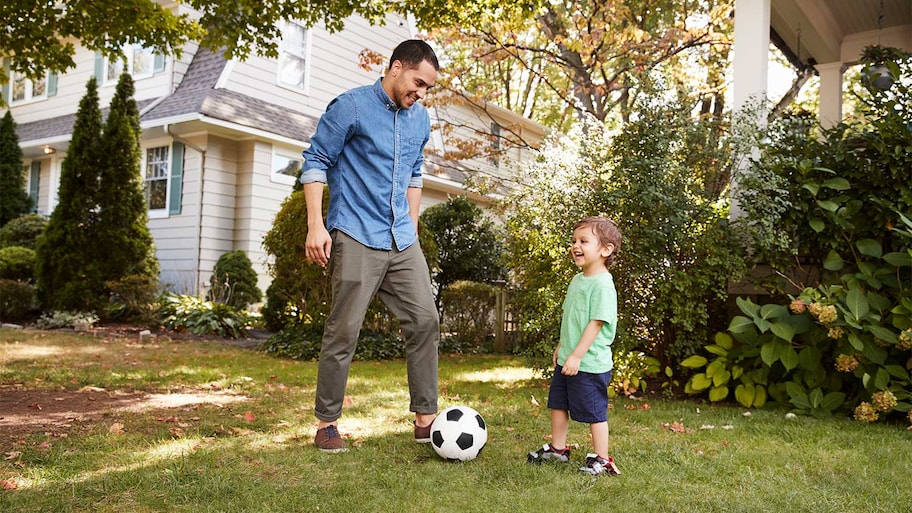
[276,20,313,93]
[103,44,157,85]
[271,146,303,186]
[142,141,172,218]
[9,68,48,105]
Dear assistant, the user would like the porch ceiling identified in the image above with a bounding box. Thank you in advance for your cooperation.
[770,0,912,67]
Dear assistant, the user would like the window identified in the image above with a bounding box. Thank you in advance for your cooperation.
[272,148,303,185]
[10,69,47,104]
[103,44,157,83]
[488,122,502,167]
[144,146,170,211]
[278,21,311,90]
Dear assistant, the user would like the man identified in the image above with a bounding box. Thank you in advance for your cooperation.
[300,39,440,453]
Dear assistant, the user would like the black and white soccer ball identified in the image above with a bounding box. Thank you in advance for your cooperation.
[430,406,488,462]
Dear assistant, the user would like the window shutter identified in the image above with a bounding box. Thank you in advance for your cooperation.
[47,73,57,97]
[29,161,40,212]
[94,52,104,82]
[1,58,10,104]
[168,142,184,215]
[154,52,166,74]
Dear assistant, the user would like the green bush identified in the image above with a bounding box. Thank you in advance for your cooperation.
[105,274,160,323]
[503,105,745,373]
[156,293,249,339]
[34,310,99,329]
[209,250,262,309]
[260,323,405,361]
[0,214,47,249]
[0,279,36,321]
[440,280,496,351]
[0,246,36,282]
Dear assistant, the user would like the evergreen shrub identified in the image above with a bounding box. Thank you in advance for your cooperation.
[440,280,496,352]
[0,246,36,282]
[0,279,36,321]
[0,214,46,249]
[209,250,262,309]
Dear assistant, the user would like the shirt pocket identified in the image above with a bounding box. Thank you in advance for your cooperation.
[401,137,425,169]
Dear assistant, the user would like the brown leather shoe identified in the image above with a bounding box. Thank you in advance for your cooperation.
[414,420,432,443]
[314,425,348,453]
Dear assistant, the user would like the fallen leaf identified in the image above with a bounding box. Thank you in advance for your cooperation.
[243,411,256,422]
[504,426,515,431]
[2,479,18,490]
[4,452,21,461]
[28,403,41,411]
[343,396,354,408]
[699,425,715,430]
[109,422,125,435]
[530,395,540,407]
[168,427,185,438]
[640,403,651,410]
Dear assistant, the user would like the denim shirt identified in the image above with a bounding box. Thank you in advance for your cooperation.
[300,79,429,251]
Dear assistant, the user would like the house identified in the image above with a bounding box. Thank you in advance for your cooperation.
[2,9,547,298]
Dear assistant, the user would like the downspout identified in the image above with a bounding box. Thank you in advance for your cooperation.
[162,123,207,296]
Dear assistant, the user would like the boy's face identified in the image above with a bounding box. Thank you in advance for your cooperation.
[570,225,614,273]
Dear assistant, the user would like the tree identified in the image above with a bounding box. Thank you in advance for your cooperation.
[96,73,160,291]
[34,78,105,311]
[209,250,262,309]
[420,196,507,312]
[0,111,31,225]
[0,0,536,93]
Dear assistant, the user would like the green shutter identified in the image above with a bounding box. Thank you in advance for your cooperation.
[168,142,184,215]
[1,58,10,104]
[154,52,166,74]
[94,52,104,82]
[47,73,57,97]
[29,161,40,212]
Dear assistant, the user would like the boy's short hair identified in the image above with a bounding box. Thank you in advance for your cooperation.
[389,39,440,71]
[575,216,622,267]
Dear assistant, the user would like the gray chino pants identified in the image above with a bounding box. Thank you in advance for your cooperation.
[314,230,439,422]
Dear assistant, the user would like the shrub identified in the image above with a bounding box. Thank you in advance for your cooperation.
[34,310,99,330]
[209,250,262,309]
[260,323,405,361]
[0,279,36,321]
[156,293,248,339]
[0,246,36,282]
[105,274,160,323]
[0,214,46,249]
[440,280,496,351]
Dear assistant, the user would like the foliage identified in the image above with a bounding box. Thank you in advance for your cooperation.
[35,78,104,312]
[208,250,262,309]
[503,99,746,373]
[0,214,47,249]
[0,246,36,282]
[0,0,535,96]
[425,0,734,136]
[696,66,912,421]
[96,73,160,298]
[261,189,332,332]
[0,278,36,321]
[261,323,405,361]
[156,293,248,339]
[34,310,99,330]
[105,274,160,323]
[440,280,496,351]
[420,196,506,311]
[0,111,31,224]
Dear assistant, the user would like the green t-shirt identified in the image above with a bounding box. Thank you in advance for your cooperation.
[557,271,617,374]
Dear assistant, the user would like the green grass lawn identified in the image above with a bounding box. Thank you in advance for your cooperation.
[1,328,911,512]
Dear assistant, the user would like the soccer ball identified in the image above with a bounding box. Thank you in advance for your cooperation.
[430,406,488,462]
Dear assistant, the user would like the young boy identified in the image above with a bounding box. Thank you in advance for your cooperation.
[527,216,622,476]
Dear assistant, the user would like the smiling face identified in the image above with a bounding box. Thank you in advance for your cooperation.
[383,59,438,109]
[570,225,615,275]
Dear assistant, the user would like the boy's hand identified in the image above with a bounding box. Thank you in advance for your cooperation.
[561,355,581,376]
[552,347,559,367]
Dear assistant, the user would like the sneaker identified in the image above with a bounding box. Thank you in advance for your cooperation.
[414,420,432,443]
[527,443,571,464]
[579,453,621,476]
[314,425,348,453]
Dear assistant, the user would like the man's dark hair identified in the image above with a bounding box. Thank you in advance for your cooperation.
[389,39,439,71]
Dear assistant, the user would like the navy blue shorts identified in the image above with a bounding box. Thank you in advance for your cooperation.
[547,366,612,424]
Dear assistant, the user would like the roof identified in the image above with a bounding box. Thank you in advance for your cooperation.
[17,46,320,145]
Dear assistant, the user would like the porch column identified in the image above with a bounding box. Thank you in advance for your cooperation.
[731,0,771,217]
[816,62,844,129]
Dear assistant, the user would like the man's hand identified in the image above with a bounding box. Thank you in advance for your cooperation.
[305,225,332,267]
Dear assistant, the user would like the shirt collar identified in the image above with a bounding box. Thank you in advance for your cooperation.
[373,78,398,111]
